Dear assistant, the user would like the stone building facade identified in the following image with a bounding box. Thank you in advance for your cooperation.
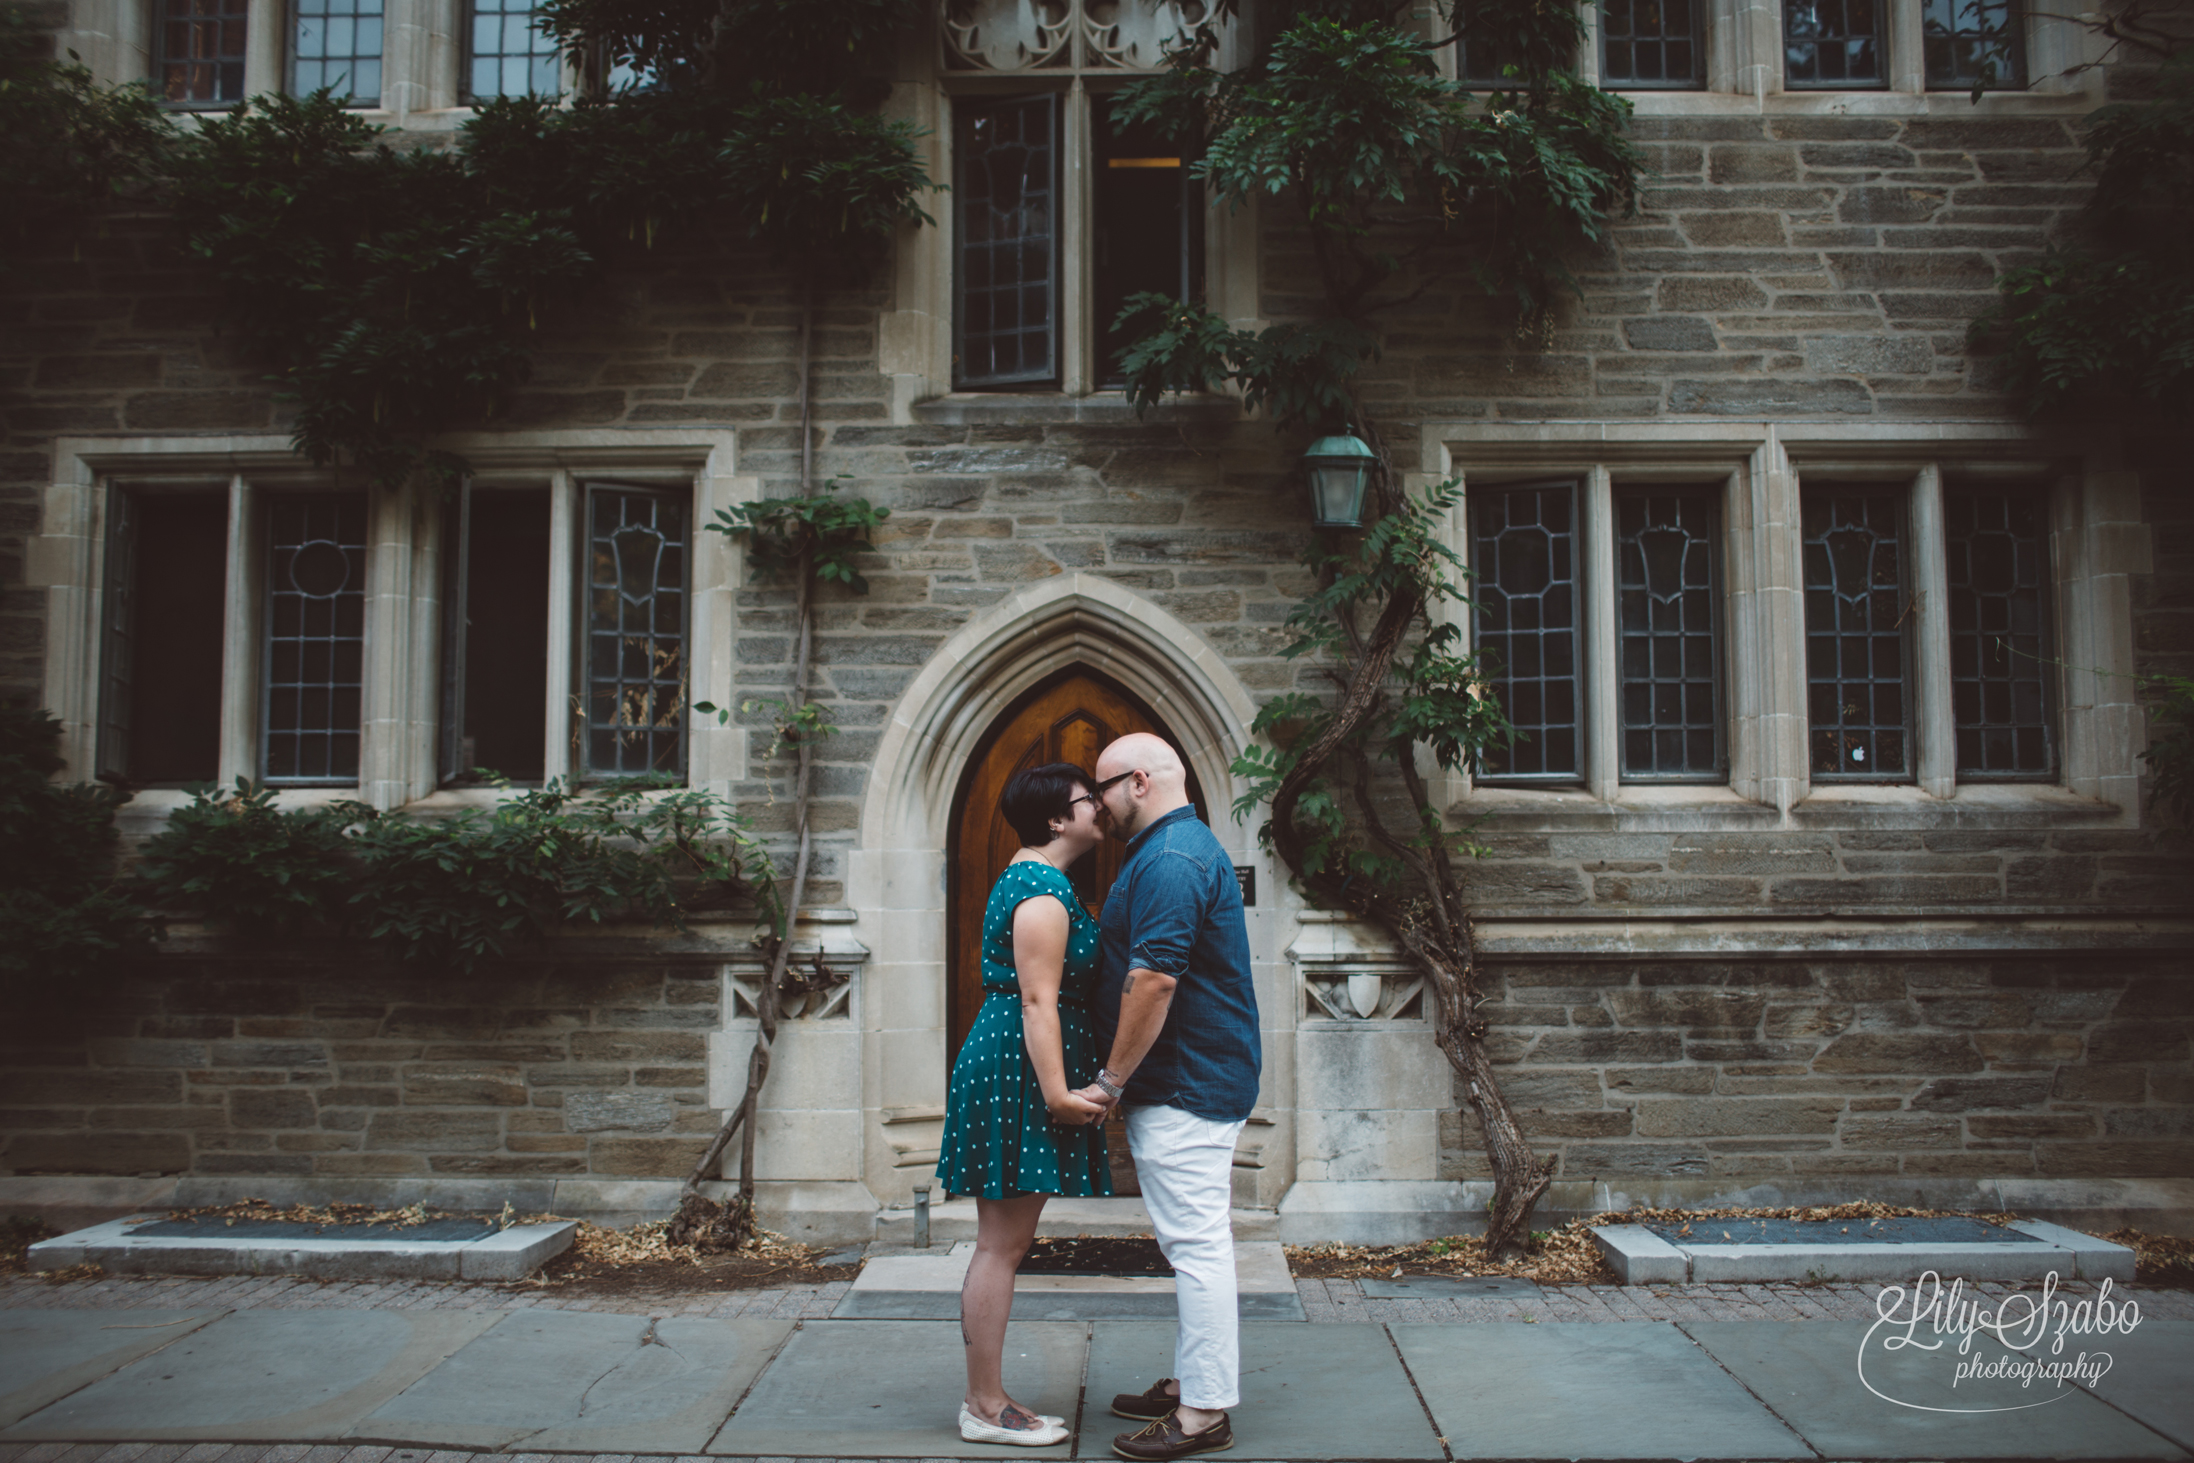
[2,0,2189,1240]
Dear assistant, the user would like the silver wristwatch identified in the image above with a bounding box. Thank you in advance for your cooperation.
[1092,1069,1125,1102]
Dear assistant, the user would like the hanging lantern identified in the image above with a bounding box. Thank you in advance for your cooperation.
[1302,433,1375,528]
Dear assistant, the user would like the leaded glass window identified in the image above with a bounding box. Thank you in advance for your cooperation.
[583,485,688,778]
[264,495,367,785]
[292,0,384,102]
[1803,488,1909,780]
[1472,482,1581,781]
[1617,488,1722,779]
[1601,0,1702,88]
[1924,0,2025,89]
[955,95,1059,388]
[466,0,560,100]
[1947,486,2053,778]
[1785,0,1885,87]
[158,0,250,105]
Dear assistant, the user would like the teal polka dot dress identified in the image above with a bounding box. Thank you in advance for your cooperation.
[936,860,1113,1199]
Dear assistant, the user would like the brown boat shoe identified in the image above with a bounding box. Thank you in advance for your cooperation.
[1110,1378,1183,1420]
[1111,1409,1234,1461]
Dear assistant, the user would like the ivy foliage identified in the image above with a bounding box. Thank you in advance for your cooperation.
[0,706,153,991]
[1982,50,2194,416]
[0,4,174,251]
[2143,674,2194,832]
[133,777,781,971]
[1227,480,1511,885]
[3,0,934,485]
[1113,0,1639,423]
[707,479,891,594]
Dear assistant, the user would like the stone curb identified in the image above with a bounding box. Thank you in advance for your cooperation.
[1590,1220,2137,1284]
[26,1216,577,1281]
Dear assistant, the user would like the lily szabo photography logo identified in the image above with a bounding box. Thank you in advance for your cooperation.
[1859,1271,2143,1413]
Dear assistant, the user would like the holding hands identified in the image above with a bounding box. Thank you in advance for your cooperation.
[1047,1089,1110,1125]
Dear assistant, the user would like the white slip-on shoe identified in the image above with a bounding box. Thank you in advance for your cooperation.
[960,1405,1069,1446]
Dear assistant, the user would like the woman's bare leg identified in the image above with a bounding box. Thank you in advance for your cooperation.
[962,1192,1049,1426]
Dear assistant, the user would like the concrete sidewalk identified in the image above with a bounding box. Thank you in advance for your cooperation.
[3,1286,2191,1461]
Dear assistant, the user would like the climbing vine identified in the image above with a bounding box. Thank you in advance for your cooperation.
[1118,0,1642,1257]
[1979,17,2194,416]
[2,0,934,485]
[131,777,781,973]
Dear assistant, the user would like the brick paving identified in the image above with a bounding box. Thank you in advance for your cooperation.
[6,1269,2191,1324]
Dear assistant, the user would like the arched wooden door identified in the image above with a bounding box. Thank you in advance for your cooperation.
[949,670,1206,1192]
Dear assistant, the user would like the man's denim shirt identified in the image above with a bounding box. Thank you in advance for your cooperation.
[1094,804,1261,1123]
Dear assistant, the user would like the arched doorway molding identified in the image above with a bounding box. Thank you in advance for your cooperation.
[860,572,1260,856]
[847,572,1270,1206]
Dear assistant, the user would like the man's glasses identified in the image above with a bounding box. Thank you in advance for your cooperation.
[1092,769,1143,797]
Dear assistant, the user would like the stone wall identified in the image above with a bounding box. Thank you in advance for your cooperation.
[0,952,722,1182]
[3,949,2186,1197]
[1442,954,2194,1183]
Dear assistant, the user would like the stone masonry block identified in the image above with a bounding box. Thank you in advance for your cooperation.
[1607,988,1769,1031]
[1804,335,1937,374]
[1838,187,1948,224]
[1633,1098,1843,1137]
[1709,146,1799,183]
[229,1089,317,1129]
[1623,316,1717,351]
[1814,1033,1983,1074]
[1669,379,1873,414]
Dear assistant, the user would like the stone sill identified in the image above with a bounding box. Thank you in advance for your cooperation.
[143,910,856,962]
[1622,88,2097,117]
[1452,780,2129,831]
[910,391,1247,426]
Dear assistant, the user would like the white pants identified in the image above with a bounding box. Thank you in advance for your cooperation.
[1126,1103,1246,1411]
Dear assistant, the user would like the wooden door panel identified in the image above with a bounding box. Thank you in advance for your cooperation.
[947,670,1207,1198]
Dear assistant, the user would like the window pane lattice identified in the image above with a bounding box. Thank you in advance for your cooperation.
[159,0,249,105]
[264,495,366,784]
[1602,0,1701,87]
[584,486,687,777]
[467,0,560,99]
[955,96,1058,388]
[293,0,385,101]
[1473,484,1580,780]
[1804,489,1909,779]
[1924,0,2025,88]
[1785,0,1885,86]
[1948,488,2053,777]
[1618,489,1722,778]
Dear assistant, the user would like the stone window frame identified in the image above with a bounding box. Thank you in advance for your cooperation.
[32,429,757,815]
[1491,0,2106,106]
[68,0,575,129]
[1419,420,2147,827]
[876,7,1263,420]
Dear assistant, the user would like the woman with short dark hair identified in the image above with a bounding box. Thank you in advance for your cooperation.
[936,760,1112,1446]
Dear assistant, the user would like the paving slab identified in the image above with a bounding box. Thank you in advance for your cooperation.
[1392,1321,1811,1460]
[2013,1318,2194,1452]
[839,1241,1304,1321]
[1682,1319,2186,1459]
[707,1319,1084,1457]
[1,1306,498,1441]
[1077,1321,1442,1460]
[351,1311,794,1452]
[0,1310,229,1429]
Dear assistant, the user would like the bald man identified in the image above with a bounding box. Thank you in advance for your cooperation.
[1080,733,1260,1462]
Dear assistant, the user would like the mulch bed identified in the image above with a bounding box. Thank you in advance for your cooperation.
[8,1201,2190,1292]
[1022,1235,1173,1276]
